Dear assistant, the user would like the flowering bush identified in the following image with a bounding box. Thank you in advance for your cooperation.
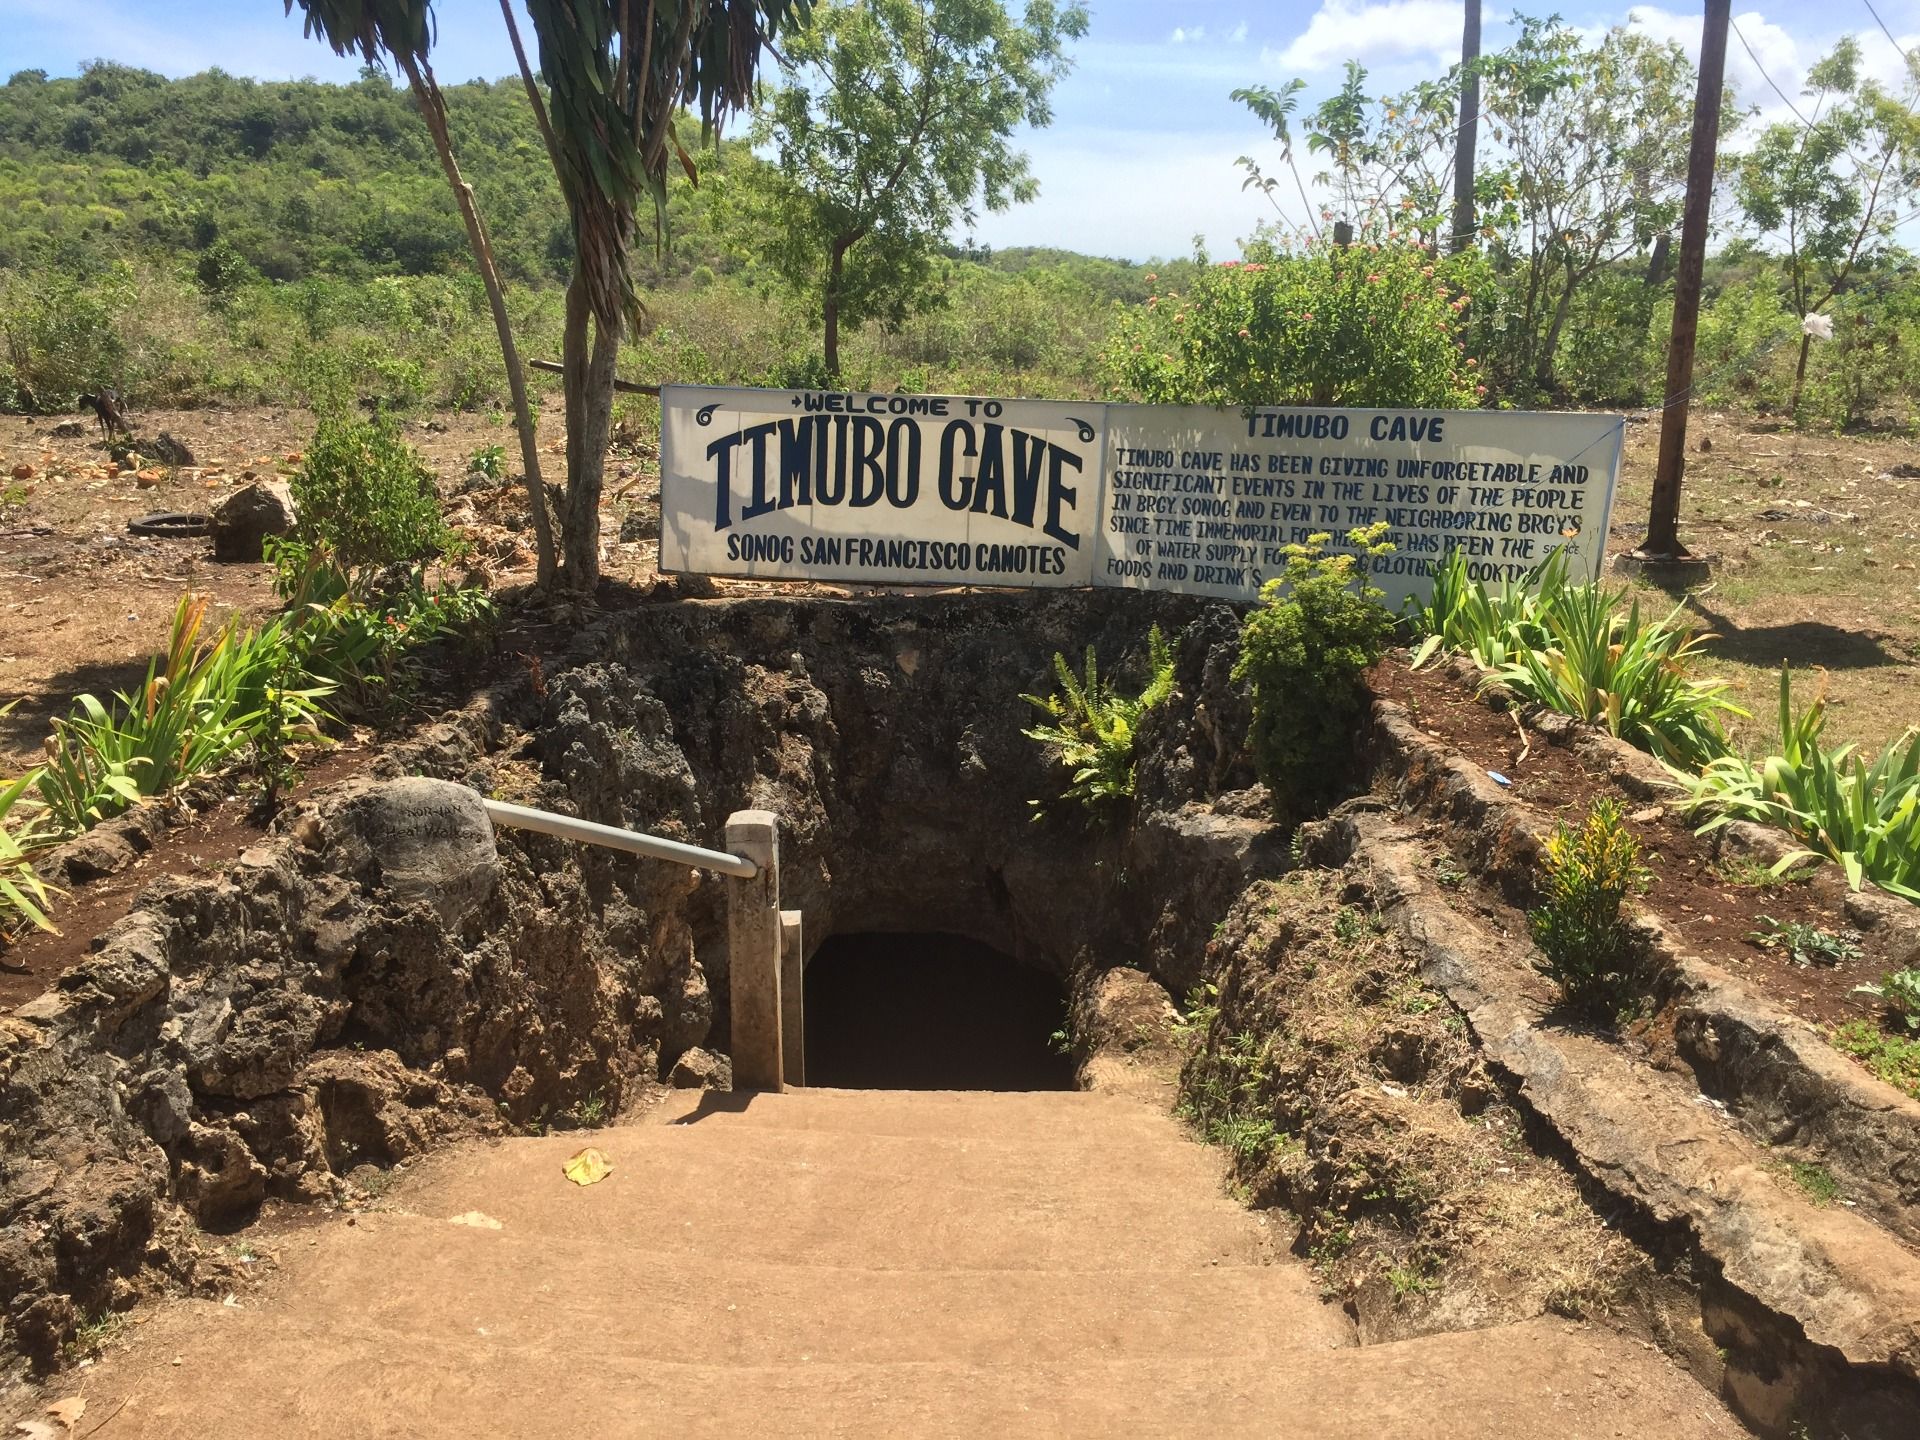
[1103,237,1484,409]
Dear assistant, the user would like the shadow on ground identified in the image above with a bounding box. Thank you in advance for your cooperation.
[0,657,155,762]
[1685,601,1906,671]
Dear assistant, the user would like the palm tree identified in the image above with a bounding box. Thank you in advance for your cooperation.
[286,0,559,585]
[508,0,807,591]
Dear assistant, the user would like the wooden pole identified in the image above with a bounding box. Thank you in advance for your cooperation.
[1645,0,1730,560]
[725,810,784,1092]
[1450,0,1481,254]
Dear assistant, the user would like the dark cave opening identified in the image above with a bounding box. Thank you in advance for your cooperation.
[802,931,1077,1091]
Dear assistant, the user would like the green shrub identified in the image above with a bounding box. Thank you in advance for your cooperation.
[1104,237,1481,409]
[1,266,134,411]
[291,411,450,568]
[1022,627,1174,819]
[1528,797,1650,1018]
[1673,667,1920,902]
[468,442,507,483]
[1235,526,1398,819]
[270,538,495,714]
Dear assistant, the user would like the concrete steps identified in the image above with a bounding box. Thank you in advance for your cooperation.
[57,1087,1744,1438]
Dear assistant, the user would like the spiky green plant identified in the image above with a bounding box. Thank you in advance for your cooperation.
[1407,546,1574,670]
[1022,626,1174,819]
[0,763,60,941]
[1673,666,1920,901]
[1490,582,1741,768]
[34,596,331,836]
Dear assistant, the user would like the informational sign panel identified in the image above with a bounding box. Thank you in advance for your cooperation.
[659,385,1108,587]
[660,387,1623,608]
[1097,406,1624,610]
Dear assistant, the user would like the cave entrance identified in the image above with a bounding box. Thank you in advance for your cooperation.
[802,932,1077,1091]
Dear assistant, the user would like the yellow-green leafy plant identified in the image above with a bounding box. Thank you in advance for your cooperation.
[1022,626,1174,819]
[1528,796,1650,1017]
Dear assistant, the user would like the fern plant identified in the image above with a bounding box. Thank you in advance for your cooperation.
[1022,626,1174,819]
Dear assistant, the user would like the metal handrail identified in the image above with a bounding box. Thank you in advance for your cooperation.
[481,798,759,878]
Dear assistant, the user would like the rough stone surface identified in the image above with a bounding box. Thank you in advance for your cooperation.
[1372,697,1920,1247]
[667,1047,731,1090]
[1351,808,1920,1435]
[210,480,296,562]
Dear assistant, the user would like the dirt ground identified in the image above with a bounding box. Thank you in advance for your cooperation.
[1373,659,1898,1035]
[0,405,662,769]
[1609,411,1920,755]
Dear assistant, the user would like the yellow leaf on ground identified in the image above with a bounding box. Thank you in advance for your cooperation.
[45,1396,85,1431]
[562,1147,612,1187]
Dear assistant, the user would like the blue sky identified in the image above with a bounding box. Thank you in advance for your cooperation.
[3,0,1918,259]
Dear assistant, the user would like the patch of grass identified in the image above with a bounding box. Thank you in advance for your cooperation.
[1713,854,1813,890]
[66,1309,127,1358]
[1748,915,1862,967]
[1786,1160,1840,1205]
[1829,1019,1920,1097]
[569,1091,608,1128]
[1308,1212,1356,1271]
[1386,1259,1440,1298]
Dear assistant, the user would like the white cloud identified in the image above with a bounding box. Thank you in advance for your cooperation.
[1229,22,1250,44]
[1273,0,1465,71]
[1170,25,1206,44]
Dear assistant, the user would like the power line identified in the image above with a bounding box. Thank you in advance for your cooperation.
[1861,0,1914,65]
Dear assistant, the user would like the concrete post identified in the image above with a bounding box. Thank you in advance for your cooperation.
[779,910,805,1089]
[724,811,782,1092]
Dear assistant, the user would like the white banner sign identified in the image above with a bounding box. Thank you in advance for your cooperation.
[659,387,1623,606]
[659,385,1107,587]
[1097,405,1624,610]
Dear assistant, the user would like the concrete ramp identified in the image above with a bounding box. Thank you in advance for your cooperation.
[58,1088,1742,1438]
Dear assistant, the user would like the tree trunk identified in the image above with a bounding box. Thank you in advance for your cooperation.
[399,55,557,586]
[1789,332,1812,418]
[1535,260,1578,395]
[562,315,619,589]
[824,245,845,378]
[1451,0,1481,254]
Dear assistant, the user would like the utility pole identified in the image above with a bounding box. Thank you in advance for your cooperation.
[1451,0,1481,253]
[1643,0,1730,561]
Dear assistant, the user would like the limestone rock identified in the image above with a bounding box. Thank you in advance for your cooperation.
[350,778,499,926]
[668,1047,731,1090]
[211,480,296,562]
